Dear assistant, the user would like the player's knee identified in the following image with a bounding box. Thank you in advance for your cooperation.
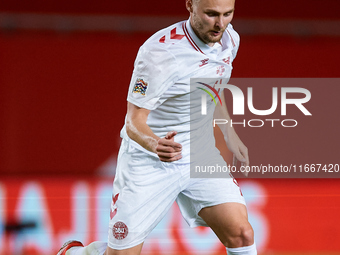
[224,223,254,248]
[241,224,254,246]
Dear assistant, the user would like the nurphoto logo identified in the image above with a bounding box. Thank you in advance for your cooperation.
[196,78,312,128]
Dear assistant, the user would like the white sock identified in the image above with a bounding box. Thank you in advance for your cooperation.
[226,243,257,255]
[66,241,108,255]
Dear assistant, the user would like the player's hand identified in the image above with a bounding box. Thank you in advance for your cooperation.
[156,131,182,162]
[226,128,249,176]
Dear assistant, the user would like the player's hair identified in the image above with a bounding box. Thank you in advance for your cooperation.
[188,0,201,11]
[190,0,201,5]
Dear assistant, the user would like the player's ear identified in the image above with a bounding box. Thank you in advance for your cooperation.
[186,0,194,13]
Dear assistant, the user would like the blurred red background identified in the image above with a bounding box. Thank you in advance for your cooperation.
[0,0,339,254]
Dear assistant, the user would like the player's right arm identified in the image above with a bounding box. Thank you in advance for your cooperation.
[126,102,182,162]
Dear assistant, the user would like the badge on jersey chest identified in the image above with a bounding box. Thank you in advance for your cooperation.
[222,56,231,65]
[216,65,226,76]
[133,78,148,96]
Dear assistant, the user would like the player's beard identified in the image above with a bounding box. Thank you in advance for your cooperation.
[191,15,226,45]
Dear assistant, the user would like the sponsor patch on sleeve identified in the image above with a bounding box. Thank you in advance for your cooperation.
[132,78,148,96]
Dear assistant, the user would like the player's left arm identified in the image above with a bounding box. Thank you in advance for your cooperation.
[214,92,249,172]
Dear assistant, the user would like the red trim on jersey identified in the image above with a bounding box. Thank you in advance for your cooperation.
[110,208,117,219]
[171,27,185,40]
[182,22,204,54]
[159,35,166,43]
[227,29,236,47]
[159,27,184,43]
[110,193,119,219]
[112,193,119,204]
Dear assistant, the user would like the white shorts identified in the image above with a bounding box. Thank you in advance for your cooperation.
[107,139,245,250]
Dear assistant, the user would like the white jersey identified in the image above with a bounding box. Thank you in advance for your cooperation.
[121,19,240,163]
[108,20,245,249]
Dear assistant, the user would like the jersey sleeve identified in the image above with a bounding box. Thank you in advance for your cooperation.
[227,23,240,59]
[127,44,179,110]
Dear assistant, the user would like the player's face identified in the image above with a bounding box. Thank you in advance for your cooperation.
[187,0,235,46]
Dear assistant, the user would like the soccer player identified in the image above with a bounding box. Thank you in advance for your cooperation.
[57,0,256,254]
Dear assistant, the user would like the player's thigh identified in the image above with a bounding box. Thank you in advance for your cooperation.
[178,177,252,247]
[177,177,245,228]
[198,202,254,247]
[105,243,143,255]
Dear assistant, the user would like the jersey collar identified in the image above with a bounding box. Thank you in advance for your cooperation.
[183,19,223,56]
